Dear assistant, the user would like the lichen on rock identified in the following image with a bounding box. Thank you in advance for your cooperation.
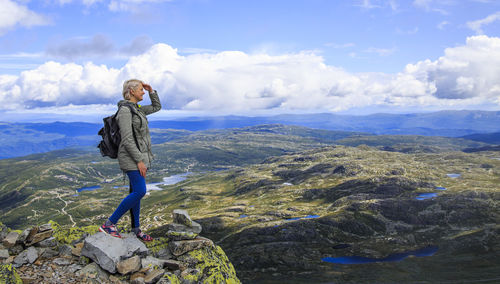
[0,264,23,284]
[49,220,99,245]
[178,245,240,284]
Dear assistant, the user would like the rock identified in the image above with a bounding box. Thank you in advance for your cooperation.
[0,264,22,283]
[81,232,148,274]
[67,263,83,273]
[13,246,38,267]
[26,229,53,246]
[172,209,193,227]
[131,271,147,280]
[144,268,165,284]
[224,206,246,212]
[131,278,146,284]
[71,242,84,256]
[59,244,73,256]
[38,224,52,232]
[117,255,141,275]
[35,237,58,248]
[169,237,214,256]
[141,255,166,270]
[166,222,202,241]
[0,249,9,260]
[8,245,23,256]
[0,224,8,241]
[76,262,109,282]
[2,232,19,248]
[53,257,72,266]
[158,272,181,284]
[164,259,185,271]
[17,228,31,244]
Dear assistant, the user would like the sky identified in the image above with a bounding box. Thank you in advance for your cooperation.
[1,0,500,122]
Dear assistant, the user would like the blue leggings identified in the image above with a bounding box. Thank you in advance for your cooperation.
[109,170,146,228]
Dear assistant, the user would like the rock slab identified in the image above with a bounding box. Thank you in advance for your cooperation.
[173,209,192,227]
[81,232,148,274]
[117,255,141,275]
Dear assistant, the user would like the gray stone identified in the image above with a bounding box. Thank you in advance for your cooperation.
[0,249,9,259]
[17,228,31,244]
[59,244,73,256]
[26,229,53,245]
[117,255,141,275]
[172,209,192,227]
[38,223,53,232]
[169,237,214,256]
[168,221,202,234]
[141,256,167,270]
[81,232,148,274]
[131,278,146,284]
[35,237,58,248]
[53,257,72,266]
[40,247,59,258]
[2,232,19,248]
[13,246,38,266]
[0,224,8,241]
[155,247,173,260]
[8,245,23,255]
[144,268,165,284]
[67,263,83,273]
[76,262,109,282]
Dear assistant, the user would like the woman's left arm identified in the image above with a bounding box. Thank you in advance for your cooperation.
[140,83,162,115]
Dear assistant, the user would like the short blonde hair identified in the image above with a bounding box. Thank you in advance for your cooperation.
[122,79,143,100]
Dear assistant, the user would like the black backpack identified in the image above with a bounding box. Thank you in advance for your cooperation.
[97,105,139,159]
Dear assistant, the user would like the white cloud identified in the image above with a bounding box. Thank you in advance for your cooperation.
[0,0,51,36]
[1,36,500,114]
[413,0,450,14]
[45,34,154,60]
[364,47,396,56]
[437,21,450,30]
[108,0,173,12]
[466,12,500,35]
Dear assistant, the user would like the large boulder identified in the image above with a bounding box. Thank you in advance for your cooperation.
[81,232,148,274]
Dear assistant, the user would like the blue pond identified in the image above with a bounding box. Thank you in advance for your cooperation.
[238,214,248,218]
[77,185,101,192]
[447,173,461,178]
[322,246,438,264]
[146,172,192,191]
[435,186,447,190]
[416,193,437,200]
[287,215,320,221]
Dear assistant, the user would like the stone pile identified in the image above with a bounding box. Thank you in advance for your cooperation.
[0,210,240,283]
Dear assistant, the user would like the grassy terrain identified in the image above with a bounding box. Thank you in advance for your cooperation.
[0,124,498,283]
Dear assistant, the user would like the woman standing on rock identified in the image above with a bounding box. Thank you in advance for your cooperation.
[100,79,161,242]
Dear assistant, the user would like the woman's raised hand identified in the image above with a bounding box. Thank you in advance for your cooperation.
[142,83,153,93]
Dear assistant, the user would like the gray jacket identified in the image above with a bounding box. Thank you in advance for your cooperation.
[116,90,161,171]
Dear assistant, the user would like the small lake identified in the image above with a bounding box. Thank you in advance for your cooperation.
[322,246,438,264]
[146,172,192,191]
[415,193,438,200]
[77,185,101,192]
[287,215,320,221]
[435,187,447,190]
[238,214,248,218]
[447,173,461,178]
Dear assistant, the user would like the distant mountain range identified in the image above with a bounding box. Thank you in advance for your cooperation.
[1,110,499,159]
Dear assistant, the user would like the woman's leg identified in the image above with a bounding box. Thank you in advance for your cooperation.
[108,170,146,225]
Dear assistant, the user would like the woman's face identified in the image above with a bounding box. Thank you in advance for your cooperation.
[131,84,145,102]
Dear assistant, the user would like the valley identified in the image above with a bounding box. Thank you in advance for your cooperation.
[0,124,499,283]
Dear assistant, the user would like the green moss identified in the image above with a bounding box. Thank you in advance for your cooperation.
[180,245,240,284]
[145,237,170,254]
[164,273,181,284]
[49,220,99,244]
[0,264,23,284]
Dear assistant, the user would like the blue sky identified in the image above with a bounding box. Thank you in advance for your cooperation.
[1,0,500,121]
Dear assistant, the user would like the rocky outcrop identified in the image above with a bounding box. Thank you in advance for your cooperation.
[0,211,240,283]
